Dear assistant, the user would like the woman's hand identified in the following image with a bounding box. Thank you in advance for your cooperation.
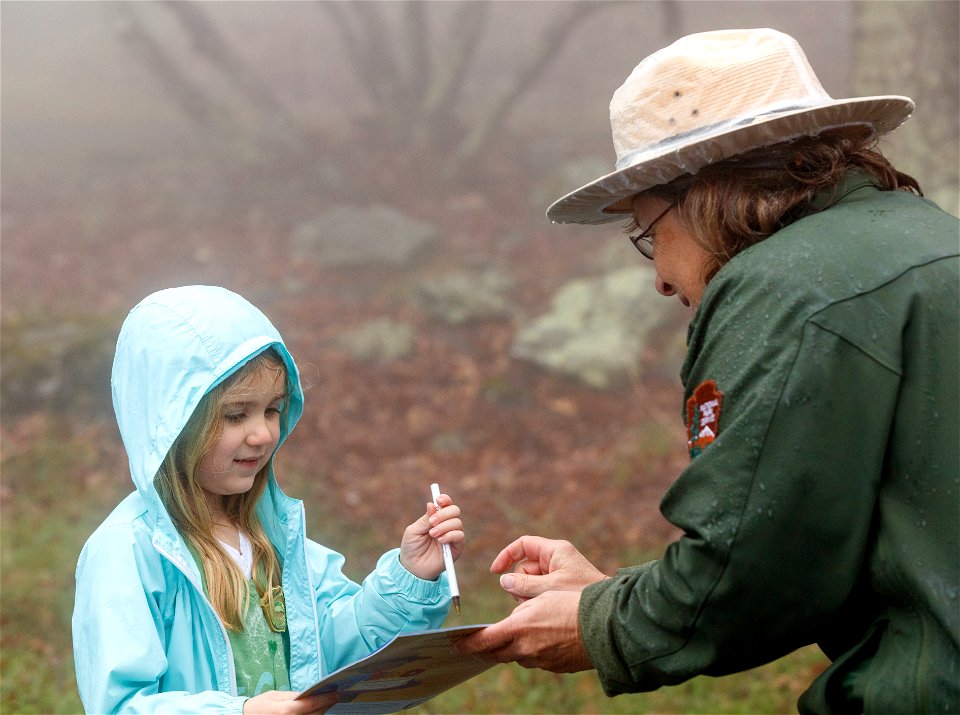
[243,689,338,714]
[399,492,464,581]
[490,535,609,602]
[455,590,593,672]
[453,537,605,671]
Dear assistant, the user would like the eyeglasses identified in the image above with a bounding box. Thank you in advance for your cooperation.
[628,203,675,259]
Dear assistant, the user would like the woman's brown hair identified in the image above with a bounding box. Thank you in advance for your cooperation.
[633,127,923,283]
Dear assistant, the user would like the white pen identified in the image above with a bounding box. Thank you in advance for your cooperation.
[430,482,461,615]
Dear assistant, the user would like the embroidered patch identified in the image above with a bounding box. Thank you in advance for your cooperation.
[268,585,286,632]
[686,380,723,458]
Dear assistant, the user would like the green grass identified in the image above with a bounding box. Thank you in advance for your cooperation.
[1,419,127,714]
[1,418,827,714]
[423,650,826,715]
[416,585,826,715]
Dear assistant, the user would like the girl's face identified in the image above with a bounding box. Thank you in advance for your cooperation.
[196,361,286,514]
[632,196,711,311]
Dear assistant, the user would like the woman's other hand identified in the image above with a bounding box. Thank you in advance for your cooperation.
[491,535,608,602]
[455,590,593,672]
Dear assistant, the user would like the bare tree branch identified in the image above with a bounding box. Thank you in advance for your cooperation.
[453,1,617,164]
[402,1,431,109]
[318,0,398,109]
[115,5,230,135]
[660,0,682,42]
[418,1,490,127]
[852,0,959,210]
[161,0,305,153]
[116,1,634,183]
[349,1,404,102]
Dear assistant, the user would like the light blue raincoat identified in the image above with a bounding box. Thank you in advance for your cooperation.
[73,286,450,714]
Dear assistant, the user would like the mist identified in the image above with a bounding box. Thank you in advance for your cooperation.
[2,2,957,712]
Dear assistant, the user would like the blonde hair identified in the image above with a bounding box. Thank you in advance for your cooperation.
[154,349,288,632]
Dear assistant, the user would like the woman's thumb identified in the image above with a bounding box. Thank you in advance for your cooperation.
[500,571,548,599]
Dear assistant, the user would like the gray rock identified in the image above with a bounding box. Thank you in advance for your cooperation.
[1,315,117,417]
[289,204,437,267]
[335,318,415,363]
[511,266,669,389]
[417,269,513,325]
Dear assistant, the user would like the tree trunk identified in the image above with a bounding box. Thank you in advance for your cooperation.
[115,6,236,141]
[162,1,308,156]
[452,1,617,167]
[852,0,959,213]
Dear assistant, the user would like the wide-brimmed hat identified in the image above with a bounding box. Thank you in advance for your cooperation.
[546,28,914,225]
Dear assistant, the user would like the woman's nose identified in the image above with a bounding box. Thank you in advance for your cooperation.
[656,275,677,297]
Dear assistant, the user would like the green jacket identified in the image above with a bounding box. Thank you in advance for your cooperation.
[579,174,960,714]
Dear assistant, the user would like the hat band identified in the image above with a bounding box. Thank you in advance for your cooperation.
[614,101,815,171]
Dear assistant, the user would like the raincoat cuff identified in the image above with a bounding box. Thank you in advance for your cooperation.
[615,560,658,578]
[378,548,447,602]
[578,575,640,697]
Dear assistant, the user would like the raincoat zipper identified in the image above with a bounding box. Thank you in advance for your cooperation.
[154,541,239,696]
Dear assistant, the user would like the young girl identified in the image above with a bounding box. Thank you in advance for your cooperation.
[73,285,465,714]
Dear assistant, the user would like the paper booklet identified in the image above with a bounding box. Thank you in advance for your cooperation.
[297,624,496,713]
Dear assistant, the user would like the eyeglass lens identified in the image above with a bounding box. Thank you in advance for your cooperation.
[628,203,674,259]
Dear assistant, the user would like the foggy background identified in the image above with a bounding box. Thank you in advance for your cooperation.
[2,2,958,713]
[3,1,956,313]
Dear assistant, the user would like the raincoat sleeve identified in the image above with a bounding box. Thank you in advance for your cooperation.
[306,543,450,674]
[73,517,246,715]
[578,275,894,694]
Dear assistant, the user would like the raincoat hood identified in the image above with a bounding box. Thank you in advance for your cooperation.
[112,285,303,515]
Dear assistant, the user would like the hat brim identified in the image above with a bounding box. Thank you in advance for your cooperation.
[546,95,914,225]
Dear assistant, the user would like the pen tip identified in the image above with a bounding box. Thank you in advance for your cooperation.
[453,596,461,615]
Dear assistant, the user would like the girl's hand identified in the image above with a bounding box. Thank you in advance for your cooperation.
[399,492,464,581]
[243,689,338,714]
